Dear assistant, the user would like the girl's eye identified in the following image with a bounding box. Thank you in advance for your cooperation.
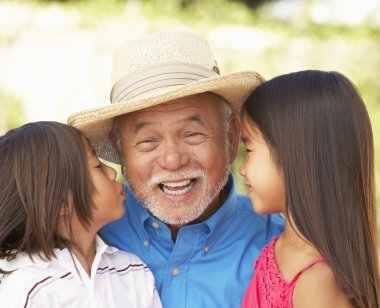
[96,163,102,168]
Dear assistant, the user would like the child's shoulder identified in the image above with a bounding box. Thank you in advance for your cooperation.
[0,259,68,306]
[105,247,150,273]
[107,247,145,264]
[293,262,352,307]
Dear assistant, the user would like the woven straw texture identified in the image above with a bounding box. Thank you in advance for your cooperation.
[68,31,264,163]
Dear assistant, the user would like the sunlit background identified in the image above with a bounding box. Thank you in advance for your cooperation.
[1,0,380,240]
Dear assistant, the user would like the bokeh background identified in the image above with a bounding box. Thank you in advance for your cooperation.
[1,0,379,239]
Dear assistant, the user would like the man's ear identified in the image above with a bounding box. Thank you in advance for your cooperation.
[109,130,124,162]
[227,116,241,164]
[110,130,119,152]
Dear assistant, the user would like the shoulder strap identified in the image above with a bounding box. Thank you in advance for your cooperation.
[290,257,327,285]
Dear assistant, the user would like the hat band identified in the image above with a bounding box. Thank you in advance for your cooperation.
[110,62,219,104]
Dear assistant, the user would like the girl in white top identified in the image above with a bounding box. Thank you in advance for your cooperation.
[0,121,162,308]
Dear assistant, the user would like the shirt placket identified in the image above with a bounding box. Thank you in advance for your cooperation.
[160,226,207,308]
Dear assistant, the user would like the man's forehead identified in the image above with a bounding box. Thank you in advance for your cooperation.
[121,94,220,122]
[130,111,203,132]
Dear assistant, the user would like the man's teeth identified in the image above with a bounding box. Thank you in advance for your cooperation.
[163,179,191,187]
[161,180,195,195]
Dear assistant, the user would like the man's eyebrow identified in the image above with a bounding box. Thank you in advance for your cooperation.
[133,121,156,134]
[183,114,203,124]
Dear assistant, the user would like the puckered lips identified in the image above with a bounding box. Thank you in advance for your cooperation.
[244,182,254,193]
[158,178,197,201]
[119,184,126,197]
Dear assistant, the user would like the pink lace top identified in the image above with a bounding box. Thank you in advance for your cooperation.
[241,236,327,308]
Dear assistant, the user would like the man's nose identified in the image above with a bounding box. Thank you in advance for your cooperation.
[158,141,189,171]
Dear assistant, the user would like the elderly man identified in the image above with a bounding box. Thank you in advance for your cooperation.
[69,31,284,308]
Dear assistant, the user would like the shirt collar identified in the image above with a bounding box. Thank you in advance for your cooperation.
[199,174,238,249]
[202,173,237,232]
[124,186,153,246]
[96,234,119,255]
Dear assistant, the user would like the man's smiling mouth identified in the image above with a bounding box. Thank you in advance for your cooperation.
[159,179,197,195]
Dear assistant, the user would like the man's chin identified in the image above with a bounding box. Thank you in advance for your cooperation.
[144,202,205,226]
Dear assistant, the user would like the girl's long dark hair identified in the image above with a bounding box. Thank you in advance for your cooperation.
[242,70,379,307]
[0,121,94,273]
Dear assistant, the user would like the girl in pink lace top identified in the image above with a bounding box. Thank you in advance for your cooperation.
[242,235,326,308]
[239,70,379,308]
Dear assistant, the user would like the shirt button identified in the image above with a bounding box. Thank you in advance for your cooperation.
[171,268,180,276]
[152,222,159,229]
[204,246,209,253]
[143,240,149,247]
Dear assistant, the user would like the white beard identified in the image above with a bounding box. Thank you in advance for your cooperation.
[126,167,230,225]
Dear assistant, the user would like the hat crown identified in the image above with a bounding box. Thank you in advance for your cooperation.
[68,30,263,164]
[111,31,218,86]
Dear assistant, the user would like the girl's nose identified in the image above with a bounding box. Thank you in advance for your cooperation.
[104,163,117,180]
[239,159,246,177]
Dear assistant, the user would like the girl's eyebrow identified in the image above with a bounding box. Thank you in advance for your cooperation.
[242,133,263,144]
[241,136,250,143]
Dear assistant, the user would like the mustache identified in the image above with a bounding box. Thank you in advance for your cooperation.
[147,169,206,186]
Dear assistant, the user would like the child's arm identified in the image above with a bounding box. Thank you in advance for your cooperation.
[292,262,353,308]
[151,287,163,308]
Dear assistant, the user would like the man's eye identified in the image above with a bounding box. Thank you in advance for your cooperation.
[187,132,202,137]
[184,131,206,144]
[136,139,158,151]
[185,131,207,139]
[137,139,154,145]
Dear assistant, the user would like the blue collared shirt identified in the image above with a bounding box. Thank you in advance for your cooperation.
[100,175,284,308]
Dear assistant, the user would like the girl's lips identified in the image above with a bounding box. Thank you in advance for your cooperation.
[119,184,126,196]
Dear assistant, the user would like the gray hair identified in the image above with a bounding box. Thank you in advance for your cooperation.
[218,97,233,131]
[112,116,123,153]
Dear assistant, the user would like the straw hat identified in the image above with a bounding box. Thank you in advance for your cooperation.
[68,31,265,163]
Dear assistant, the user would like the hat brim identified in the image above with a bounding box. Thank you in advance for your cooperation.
[68,70,264,163]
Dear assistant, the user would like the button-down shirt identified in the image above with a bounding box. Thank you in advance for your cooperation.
[0,236,162,308]
[100,175,284,308]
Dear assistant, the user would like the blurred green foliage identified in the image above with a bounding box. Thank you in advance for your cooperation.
[0,91,25,133]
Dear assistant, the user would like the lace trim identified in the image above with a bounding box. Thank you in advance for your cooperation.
[254,236,290,307]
